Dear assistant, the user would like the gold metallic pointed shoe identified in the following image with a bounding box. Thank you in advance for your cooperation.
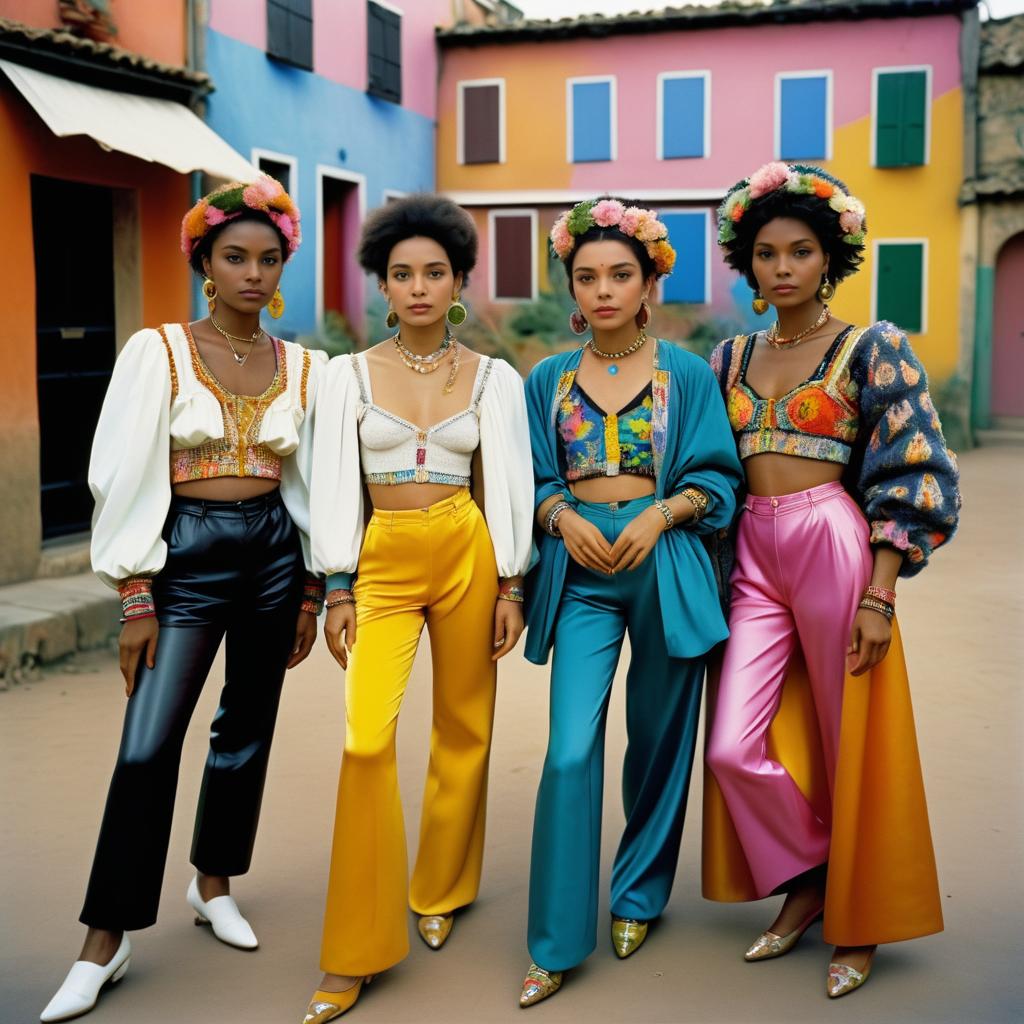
[827,951,874,998]
[302,978,369,1023]
[744,906,823,962]
[611,916,649,959]
[520,964,562,1008]
[417,913,454,950]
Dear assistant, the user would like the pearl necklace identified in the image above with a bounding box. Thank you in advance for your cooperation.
[393,330,452,373]
[210,313,264,365]
[766,306,831,349]
[586,331,648,375]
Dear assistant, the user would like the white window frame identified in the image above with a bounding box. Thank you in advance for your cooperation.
[251,147,298,194]
[658,208,712,306]
[566,75,618,164]
[488,208,538,303]
[456,78,507,166]
[871,237,929,335]
[773,70,834,161]
[656,71,711,160]
[314,164,368,327]
[870,64,933,168]
[369,0,403,15]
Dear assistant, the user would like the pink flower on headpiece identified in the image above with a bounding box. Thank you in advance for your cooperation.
[591,199,625,228]
[619,206,643,235]
[636,217,667,243]
[748,161,792,199]
[550,216,573,257]
[205,206,228,227]
[243,175,280,210]
[839,209,863,234]
[273,212,300,251]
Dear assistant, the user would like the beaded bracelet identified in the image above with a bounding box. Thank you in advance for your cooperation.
[680,486,710,523]
[653,498,674,531]
[118,576,156,623]
[301,575,326,616]
[863,585,896,607]
[325,589,355,609]
[858,597,894,621]
[545,500,571,537]
[498,580,525,603]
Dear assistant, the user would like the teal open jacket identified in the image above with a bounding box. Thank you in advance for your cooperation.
[523,339,744,666]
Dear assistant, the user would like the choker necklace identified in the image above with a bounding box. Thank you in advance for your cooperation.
[586,331,648,375]
[766,306,831,349]
[393,330,452,373]
[210,313,264,366]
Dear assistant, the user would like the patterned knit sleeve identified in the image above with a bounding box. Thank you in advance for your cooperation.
[851,321,961,577]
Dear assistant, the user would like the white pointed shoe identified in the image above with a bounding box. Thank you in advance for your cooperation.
[187,877,258,950]
[40,934,131,1022]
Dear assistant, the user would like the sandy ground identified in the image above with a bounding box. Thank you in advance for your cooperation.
[2,446,1021,1024]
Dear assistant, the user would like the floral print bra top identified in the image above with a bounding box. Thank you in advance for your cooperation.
[723,325,863,464]
[558,379,654,479]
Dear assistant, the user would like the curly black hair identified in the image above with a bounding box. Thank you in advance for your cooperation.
[357,194,478,282]
[188,209,291,277]
[562,197,658,287]
[721,166,866,289]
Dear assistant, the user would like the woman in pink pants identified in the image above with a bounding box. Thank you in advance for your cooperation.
[703,163,960,998]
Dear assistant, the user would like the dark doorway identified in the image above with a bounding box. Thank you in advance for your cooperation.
[31,176,116,539]
[321,174,360,324]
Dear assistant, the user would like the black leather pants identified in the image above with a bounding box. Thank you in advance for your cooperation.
[80,491,305,931]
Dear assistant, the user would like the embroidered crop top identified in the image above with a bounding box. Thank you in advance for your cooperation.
[723,326,862,464]
[352,352,495,486]
[557,379,654,480]
[168,325,300,483]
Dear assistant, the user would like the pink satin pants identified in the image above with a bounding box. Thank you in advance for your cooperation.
[706,480,872,898]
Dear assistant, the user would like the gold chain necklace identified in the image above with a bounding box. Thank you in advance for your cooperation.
[393,331,452,373]
[587,330,647,374]
[210,313,264,366]
[395,336,461,394]
[766,306,831,349]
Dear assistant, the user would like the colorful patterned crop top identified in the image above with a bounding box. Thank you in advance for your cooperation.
[557,379,654,480]
[723,326,863,464]
[169,328,288,483]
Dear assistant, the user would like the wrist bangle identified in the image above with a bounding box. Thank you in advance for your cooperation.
[302,576,326,616]
[679,486,709,523]
[863,585,896,606]
[498,581,525,603]
[545,500,571,537]
[653,498,674,531]
[858,597,894,621]
[118,576,155,621]
[326,590,355,609]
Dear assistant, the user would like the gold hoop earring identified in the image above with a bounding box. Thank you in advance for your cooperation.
[446,295,468,327]
[267,288,285,319]
[202,277,217,316]
[385,303,399,330]
[752,291,769,315]
[818,279,835,302]
[636,299,652,330]
[569,307,588,336]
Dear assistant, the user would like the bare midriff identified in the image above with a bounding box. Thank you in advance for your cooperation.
[744,452,844,498]
[367,481,468,511]
[570,474,656,504]
[173,477,281,500]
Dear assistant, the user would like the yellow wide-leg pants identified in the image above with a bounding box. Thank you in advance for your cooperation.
[320,489,500,975]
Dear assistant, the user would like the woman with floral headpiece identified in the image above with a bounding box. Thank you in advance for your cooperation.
[516,198,743,1007]
[41,175,326,1023]
[702,163,960,998]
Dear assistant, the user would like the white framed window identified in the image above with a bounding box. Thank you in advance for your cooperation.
[774,70,833,161]
[659,210,711,305]
[657,71,711,160]
[251,148,298,196]
[566,75,617,163]
[488,209,538,302]
[871,65,932,168]
[457,78,506,165]
[871,238,928,335]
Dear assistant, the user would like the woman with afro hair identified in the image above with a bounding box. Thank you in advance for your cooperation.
[303,194,533,1021]
[702,163,960,998]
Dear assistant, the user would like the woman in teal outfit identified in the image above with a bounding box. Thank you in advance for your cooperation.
[518,198,742,1007]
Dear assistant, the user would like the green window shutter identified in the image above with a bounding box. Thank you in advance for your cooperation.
[876,242,924,334]
[876,71,927,167]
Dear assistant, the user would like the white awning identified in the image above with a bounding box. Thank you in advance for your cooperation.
[0,59,257,182]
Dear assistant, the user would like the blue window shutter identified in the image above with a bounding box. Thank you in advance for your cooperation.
[571,81,612,162]
[779,76,828,159]
[660,212,707,304]
[662,77,705,158]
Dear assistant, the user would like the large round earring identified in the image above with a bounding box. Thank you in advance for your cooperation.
[385,303,399,329]
[446,295,468,327]
[751,291,769,315]
[267,288,285,319]
[818,278,836,302]
[635,299,651,330]
[202,277,217,316]
[569,307,589,336]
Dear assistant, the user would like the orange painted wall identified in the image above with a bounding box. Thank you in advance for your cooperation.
[0,0,187,67]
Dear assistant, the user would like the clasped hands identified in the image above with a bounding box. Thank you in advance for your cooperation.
[559,505,667,574]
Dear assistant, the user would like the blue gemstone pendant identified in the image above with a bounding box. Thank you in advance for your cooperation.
[608,364,619,375]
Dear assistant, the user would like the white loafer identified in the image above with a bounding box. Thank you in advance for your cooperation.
[40,934,131,1022]
[186,876,258,949]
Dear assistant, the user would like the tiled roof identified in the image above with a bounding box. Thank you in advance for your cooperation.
[980,13,1024,71]
[439,0,977,45]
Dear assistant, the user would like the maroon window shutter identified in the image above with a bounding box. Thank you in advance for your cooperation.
[463,85,500,164]
[494,215,533,300]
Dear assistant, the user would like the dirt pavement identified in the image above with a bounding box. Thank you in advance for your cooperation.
[2,446,1021,1024]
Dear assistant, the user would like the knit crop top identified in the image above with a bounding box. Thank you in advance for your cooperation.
[724,325,864,464]
[352,352,495,485]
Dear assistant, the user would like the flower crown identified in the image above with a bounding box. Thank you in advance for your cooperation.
[717,162,866,249]
[181,174,301,261]
[550,198,676,277]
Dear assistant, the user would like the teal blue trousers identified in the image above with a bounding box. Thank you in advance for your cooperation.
[527,496,704,972]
